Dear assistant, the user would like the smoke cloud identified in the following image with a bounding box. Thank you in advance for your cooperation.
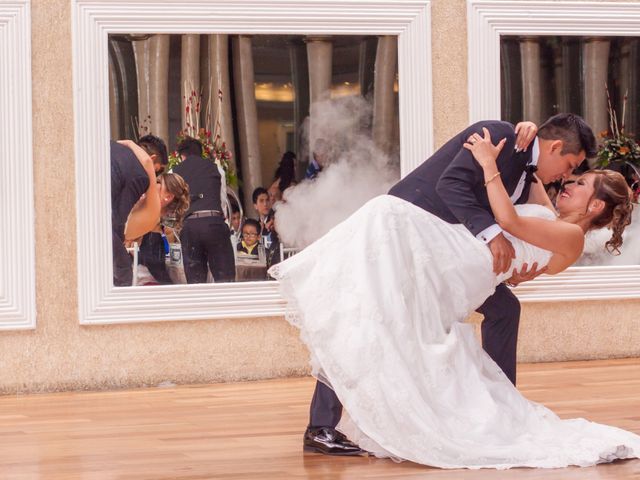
[274,96,400,248]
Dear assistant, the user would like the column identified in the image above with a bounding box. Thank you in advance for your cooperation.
[583,38,610,147]
[108,46,121,140]
[133,35,170,146]
[289,40,309,177]
[618,39,638,135]
[180,34,200,132]
[206,34,237,172]
[108,38,139,140]
[232,35,263,214]
[358,36,377,97]
[551,39,567,113]
[372,36,397,156]
[520,37,542,125]
[132,37,151,133]
[149,35,170,146]
[306,36,333,150]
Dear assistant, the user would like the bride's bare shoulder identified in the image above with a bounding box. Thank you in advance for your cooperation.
[545,222,584,274]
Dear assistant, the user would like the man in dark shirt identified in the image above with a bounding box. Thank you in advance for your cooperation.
[172,137,235,283]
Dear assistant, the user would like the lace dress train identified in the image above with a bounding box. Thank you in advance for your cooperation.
[270,195,640,469]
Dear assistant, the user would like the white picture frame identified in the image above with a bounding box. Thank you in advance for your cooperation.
[72,0,434,325]
[467,0,640,302]
[0,0,36,330]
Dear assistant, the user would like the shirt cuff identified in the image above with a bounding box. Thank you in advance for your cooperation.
[476,224,502,244]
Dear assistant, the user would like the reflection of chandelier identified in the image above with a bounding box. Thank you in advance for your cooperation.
[254,81,370,102]
[254,82,295,102]
[331,82,359,99]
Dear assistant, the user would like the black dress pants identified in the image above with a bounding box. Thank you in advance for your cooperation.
[181,216,235,283]
[308,283,521,428]
[112,231,133,287]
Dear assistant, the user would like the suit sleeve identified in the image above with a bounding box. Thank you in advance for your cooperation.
[111,142,150,235]
[435,123,516,237]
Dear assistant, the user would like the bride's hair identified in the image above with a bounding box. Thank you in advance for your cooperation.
[160,172,190,232]
[585,170,634,254]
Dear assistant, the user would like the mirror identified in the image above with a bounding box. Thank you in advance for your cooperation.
[0,1,35,330]
[108,33,400,286]
[467,0,640,301]
[72,0,433,324]
[500,35,640,267]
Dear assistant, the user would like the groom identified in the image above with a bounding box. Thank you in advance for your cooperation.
[303,113,597,456]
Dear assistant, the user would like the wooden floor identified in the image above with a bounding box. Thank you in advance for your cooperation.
[1,359,639,480]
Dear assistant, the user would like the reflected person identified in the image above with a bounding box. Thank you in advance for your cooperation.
[110,135,167,286]
[172,137,235,283]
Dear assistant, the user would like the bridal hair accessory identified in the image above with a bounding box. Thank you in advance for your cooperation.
[484,171,501,186]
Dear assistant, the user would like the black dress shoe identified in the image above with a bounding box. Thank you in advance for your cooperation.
[303,427,365,456]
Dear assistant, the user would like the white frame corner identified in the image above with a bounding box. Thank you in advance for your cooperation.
[0,0,36,330]
[72,0,434,325]
[467,0,640,302]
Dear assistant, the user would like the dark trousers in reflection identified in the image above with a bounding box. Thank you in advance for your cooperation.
[112,231,133,287]
[181,216,235,283]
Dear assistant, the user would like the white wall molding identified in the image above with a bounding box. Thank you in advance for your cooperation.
[72,0,434,325]
[467,0,640,302]
[512,266,640,302]
[0,0,36,330]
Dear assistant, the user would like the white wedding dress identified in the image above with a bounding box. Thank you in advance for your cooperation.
[269,194,640,469]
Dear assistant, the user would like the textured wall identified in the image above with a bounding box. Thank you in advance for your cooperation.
[0,0,637,394]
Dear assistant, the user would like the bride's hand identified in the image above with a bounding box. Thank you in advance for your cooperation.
[514,121,537,152]
[463,127,506,170]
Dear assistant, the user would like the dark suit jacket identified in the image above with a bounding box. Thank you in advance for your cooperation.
[110,140,150,239]
[388,121,534,237]
[110,141,150,286]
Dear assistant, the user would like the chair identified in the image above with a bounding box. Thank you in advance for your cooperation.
[279,243,300,262]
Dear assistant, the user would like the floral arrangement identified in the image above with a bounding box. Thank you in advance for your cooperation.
[596,86,640,201]
[167,84,238,188]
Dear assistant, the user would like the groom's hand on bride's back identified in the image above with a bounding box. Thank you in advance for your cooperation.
[488,233,516,274]
[506,262,548,287]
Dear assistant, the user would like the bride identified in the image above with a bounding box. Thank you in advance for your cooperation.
[269,128,638,469]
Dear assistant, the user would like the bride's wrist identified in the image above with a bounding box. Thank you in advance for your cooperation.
[483,165,499,178]
[483,170,501,186]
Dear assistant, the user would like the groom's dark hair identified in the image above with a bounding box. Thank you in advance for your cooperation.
[138,134,168,165]
[537,113,597,158]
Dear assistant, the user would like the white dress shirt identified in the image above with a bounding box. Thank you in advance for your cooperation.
[476,139,539,244]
